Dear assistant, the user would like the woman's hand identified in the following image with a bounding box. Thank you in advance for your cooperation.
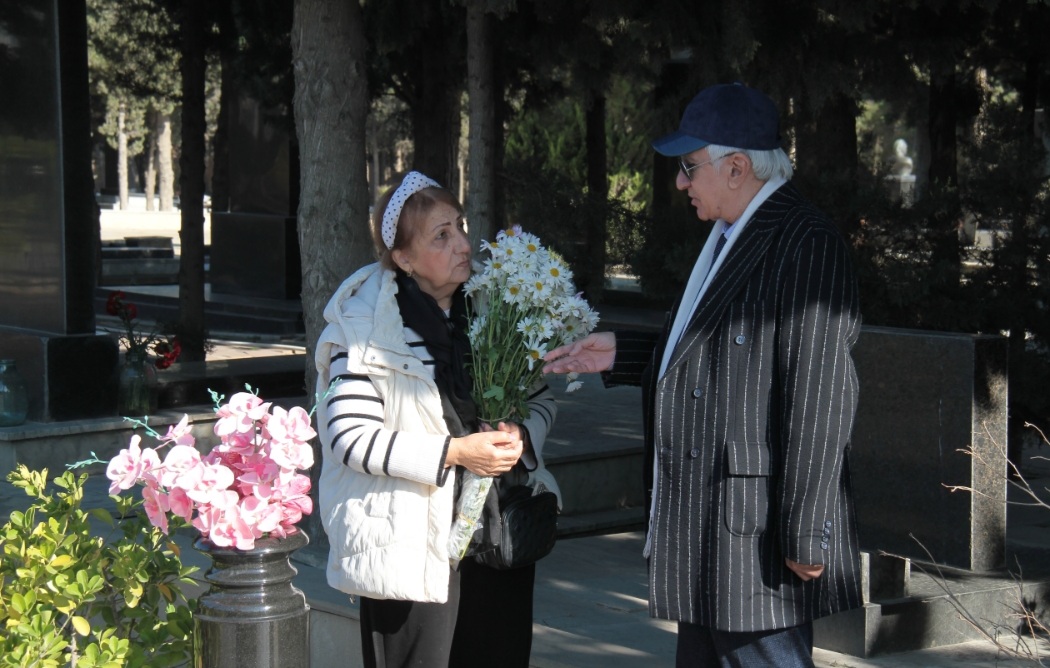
[542,331,616,374]
[447,429,523,477]
[487,421,532,456]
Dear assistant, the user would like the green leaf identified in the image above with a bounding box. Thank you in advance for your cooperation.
[482,386,505,401]
[71,615,92,636]
[88,507,116,527]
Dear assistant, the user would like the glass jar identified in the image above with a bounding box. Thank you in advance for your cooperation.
[117,349,158,416]
[0,359,29,427]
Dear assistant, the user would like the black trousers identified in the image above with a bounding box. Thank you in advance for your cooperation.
[360,559,536,668]
[675,621,815,668]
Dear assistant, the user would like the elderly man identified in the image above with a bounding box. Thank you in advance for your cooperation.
[544,82,863,666]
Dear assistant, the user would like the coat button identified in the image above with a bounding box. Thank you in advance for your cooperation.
[403,363,409,369]
[692,388,703,398]
[689,448,700,458]
[820,542,829,550]
[734,335,746,345]
[825,520,833,528]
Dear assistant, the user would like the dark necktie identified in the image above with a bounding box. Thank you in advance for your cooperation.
[712,232,728,262]
[706,233,728,282]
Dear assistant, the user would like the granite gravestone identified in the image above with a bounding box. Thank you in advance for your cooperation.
[209,93,301,301]
[0,0,119,421]
[850,326,1008,572]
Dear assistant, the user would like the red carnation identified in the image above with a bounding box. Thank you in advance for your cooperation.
[106,291,125,316]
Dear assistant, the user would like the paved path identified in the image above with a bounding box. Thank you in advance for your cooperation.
[5,377,1050,668]
[3,470,1045,668]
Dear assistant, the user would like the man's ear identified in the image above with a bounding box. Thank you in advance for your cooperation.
[726,153,753,186]
[729,152,752,176]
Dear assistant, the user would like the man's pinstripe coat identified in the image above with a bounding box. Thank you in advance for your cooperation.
[606,182,864,632]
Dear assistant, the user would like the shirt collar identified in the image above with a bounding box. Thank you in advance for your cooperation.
[719,176,787,239]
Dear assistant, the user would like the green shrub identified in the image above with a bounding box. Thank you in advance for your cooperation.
[0,465,197,667]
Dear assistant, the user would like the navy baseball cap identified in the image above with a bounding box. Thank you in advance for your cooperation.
[652,82,782,156]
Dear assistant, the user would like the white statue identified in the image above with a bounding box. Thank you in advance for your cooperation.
[885,137,916,206]
[890,138,914,177]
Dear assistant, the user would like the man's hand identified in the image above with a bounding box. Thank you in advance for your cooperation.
[542,332,616,374]
[785,559,824,581]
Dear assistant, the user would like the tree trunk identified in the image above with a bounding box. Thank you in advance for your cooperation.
[210,50,233,213]
[117,101,128,210]
[411,28,460,188]
[293,0,371,548]
[927,60,963,288]
[928,67,959,192]
[465,2,496,254]
[583,91,607,303]
[177,0,208,363]
[793,91,860,234]
[103,142,119,195]
[144,109,158,212]
[157,111,175,212]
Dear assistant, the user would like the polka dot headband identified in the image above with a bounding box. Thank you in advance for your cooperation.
[381,171,441,250]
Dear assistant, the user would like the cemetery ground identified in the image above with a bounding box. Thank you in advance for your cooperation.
[2,203,1049,666]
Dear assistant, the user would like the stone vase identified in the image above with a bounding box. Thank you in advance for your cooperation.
[193,531,310,668]
[116,349,157,416]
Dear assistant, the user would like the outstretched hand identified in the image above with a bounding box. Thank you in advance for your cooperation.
[542,332,616,375]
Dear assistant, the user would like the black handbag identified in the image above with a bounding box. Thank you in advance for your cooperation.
[475,481,559,570]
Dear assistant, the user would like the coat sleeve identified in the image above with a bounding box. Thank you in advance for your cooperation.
[321,345,452,487]
[518,382,557,469]
[776,227,861,566]
[601,329,661,387]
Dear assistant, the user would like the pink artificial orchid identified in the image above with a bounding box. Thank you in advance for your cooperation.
[161,414,196,448]
[167,486,194,523]
[106,393,314,550]
[158,444,204,491]
[142,485,171,534]
[106,435,161,495]
[214,392,272,438]
[185,460,236,505]
[266,406,316,447]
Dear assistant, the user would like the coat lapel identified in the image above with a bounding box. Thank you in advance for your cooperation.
[664,185,797,374]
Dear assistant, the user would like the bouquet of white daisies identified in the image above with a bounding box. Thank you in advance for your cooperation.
[448,226,598,565]
[465,225,598,422]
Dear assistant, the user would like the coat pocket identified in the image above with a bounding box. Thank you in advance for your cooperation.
[723,441,771,537]
[326,475,429,556]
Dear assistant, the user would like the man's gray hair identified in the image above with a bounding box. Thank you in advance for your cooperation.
[707,144,794,182]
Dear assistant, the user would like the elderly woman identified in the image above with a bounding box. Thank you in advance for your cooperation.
[315,171,557,668]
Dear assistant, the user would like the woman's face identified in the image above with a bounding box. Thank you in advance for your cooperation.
[393,202,472,309]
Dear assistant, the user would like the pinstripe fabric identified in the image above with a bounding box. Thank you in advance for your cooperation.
[608,183,863,631]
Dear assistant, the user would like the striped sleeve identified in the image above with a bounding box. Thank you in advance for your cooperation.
[324,347,451,487]
[776,226,861,566]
